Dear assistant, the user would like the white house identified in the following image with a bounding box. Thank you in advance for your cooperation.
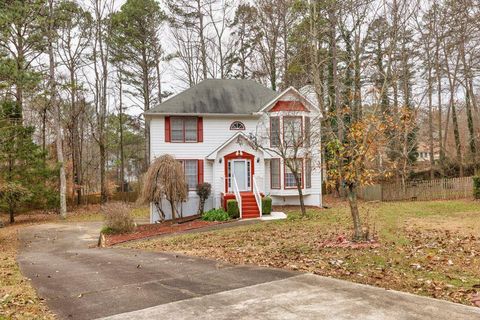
[145,79,322,222]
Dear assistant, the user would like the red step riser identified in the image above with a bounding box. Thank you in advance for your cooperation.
[240,193,260,218]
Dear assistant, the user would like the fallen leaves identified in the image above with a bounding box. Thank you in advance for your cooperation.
[0,225,54,320]
[126,199,480,307]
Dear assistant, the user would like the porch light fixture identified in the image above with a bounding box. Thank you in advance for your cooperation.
[235,151,239,156]
[257,157,260,163]
[219,158,222,164]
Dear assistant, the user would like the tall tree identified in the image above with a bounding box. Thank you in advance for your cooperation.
[47,0,67,217]
[109,0,166,170]
[0,0,47,116]
[228,3,261,79]
[88,0,112,203]
[55,0,92,204]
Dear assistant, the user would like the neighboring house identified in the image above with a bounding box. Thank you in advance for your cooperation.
[145,79,322,222]
[417,142,440,162]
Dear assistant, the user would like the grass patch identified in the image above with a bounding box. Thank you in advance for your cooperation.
[125,199,480,306]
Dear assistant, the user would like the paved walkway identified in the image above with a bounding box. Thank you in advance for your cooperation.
[18,222,480,320]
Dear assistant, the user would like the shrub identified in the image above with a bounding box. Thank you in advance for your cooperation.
[262,196,272,215]
[226,199,240,219]
[474,176,480,200]
[196,182,212,214]
[202,208,230,221]
[102,202,135,234]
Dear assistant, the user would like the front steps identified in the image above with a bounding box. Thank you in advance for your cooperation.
[241,192,260,219]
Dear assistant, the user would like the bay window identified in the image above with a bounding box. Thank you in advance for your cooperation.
[283,116,303,147]
[270,117,280,146]
[270,158,281,189]
[305,158,312,188]
[284,159,303,189]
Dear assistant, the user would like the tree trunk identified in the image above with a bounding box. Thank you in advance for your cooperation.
[427,66,435,179]
[297,182,306,216]
[9,203,14,224]
[49,0,67,218]
[197,0,208,80]
[347,183,363,241]
[119,75,125,195]
[451,99,463,176]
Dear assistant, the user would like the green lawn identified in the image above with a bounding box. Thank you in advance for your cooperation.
[125,199,480,306]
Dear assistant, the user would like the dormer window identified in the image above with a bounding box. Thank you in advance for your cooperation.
[230,121,245,130]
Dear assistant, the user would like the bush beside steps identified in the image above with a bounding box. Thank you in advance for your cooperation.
[202,208,230,221]
[262,196,272,215]
[226,199,240,219]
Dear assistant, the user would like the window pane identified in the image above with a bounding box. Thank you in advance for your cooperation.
[184,160,198,189]
[285,159,302,188]
[184,118,197,142]
[271,159,280,189]
[305,117,311,147]
[306,159,312,188]
[230,121,245,130]
[171,118,184,142]
[284,117,302,146]
[270,117,280,146]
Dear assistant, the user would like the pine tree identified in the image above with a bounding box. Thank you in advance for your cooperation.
[0,100,58,223]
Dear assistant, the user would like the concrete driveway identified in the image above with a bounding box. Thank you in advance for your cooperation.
[18,222,480,320]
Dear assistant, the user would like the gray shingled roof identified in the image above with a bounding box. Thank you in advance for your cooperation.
[145,79,279,115]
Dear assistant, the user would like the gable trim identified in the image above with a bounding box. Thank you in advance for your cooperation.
[256,87,320,114]
[268,100,310,113]
[206,132,250,160]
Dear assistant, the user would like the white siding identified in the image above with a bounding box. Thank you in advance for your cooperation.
[150,116,260,160]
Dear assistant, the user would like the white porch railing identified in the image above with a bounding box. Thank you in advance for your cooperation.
[253,175,262,216]
[232,175,242,219]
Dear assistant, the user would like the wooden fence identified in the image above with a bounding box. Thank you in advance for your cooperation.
[358,176,474,202]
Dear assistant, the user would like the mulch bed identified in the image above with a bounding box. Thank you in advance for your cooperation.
[104,218,222,246]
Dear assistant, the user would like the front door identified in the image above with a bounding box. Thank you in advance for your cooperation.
[233,160,247,191]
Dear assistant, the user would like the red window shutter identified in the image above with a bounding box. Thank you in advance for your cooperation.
[165,116,171,142]
[197,159,204,184]
[197,117,203,142]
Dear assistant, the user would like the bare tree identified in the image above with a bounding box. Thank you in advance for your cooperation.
[56,0,92,204]
[47,0,67,217]
[87,0,113,203]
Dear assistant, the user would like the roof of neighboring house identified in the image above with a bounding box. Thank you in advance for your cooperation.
[145,79,280,115]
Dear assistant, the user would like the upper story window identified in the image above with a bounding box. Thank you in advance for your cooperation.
[283,116,303,147]
[165,116,203,143]
[270,116,311,147]
[230,121,245,130]
[172,117,197,142]
[270,117,281,147]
